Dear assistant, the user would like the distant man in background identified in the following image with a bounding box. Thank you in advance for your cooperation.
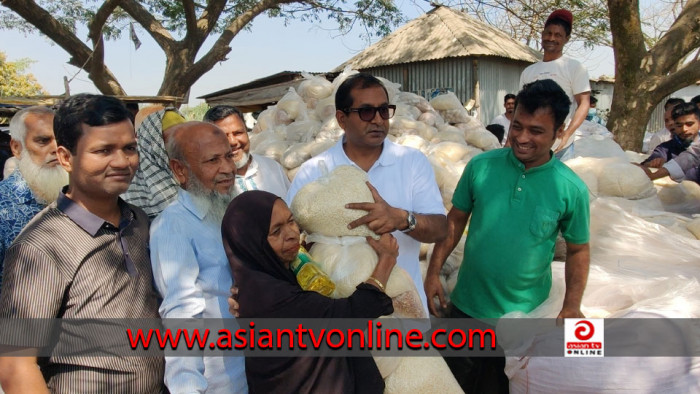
[0,94,163,393]
[490,94,516,144]
[520,9,591,161]
[0,106,68,268]
[644,98,685,153]
[204,105,289,198]
[150,121,246,393]
[640,103,700,184]
[586,96,605,125]
[485,124,506,145]
[691,95,700,109]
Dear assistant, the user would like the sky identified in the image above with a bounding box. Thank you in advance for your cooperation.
[2,2,616,106]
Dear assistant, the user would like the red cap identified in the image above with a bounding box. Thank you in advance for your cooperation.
[546,9,573,28]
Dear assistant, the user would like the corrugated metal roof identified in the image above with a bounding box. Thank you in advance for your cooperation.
[333,6,541,72]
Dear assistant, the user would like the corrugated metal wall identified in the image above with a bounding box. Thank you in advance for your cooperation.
[477,58,530,124]
[363,59,700,134]
[362,57,530,125]
[647,85,700,132]
[363,57,473,105]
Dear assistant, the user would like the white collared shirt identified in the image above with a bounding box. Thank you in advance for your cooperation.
[287,138,445,316]
[150,190,247,394]
[234,153,290,198]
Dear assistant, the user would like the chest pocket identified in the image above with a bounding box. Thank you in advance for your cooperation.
[529,206,559,239]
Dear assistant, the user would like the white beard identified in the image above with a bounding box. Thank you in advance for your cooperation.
[186,171,238,224]
[18,151,69,204]
[235,151,250,170]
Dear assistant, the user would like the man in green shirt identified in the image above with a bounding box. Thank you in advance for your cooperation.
[425,79,590,393]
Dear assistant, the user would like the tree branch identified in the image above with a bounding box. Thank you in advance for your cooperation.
[119,0,176,51]
[87,0,122,91]
[645,0,700,75]
[654,59,700,99]
[187,0,227,50]
[183,0,198,34]
[1,0,125,94]
[160,0,297,95]
[609,0,647,84]
[88,0,121,42]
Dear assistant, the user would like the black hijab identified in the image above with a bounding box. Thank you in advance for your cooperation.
[221,190,388,394]
[222,190,333,318]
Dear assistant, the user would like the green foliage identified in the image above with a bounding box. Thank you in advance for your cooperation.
[0,52,47,97]
[180,102,210,121]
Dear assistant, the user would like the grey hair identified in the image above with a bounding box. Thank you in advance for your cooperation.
[165,127,186,163]
[9,106,55,148]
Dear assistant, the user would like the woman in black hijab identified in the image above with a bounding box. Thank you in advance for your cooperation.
[221,190,396,394]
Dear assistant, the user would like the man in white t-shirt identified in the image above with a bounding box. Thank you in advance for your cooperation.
[286,73,447,316]
[204,105,290,198]
[520,9,590,161]
[490,93,516,145]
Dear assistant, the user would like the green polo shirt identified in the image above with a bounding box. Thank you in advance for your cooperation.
[450,148,589,319]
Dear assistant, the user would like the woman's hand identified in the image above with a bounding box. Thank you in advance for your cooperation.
[366,233,399,260]
[227,286,239,317]
[366,234,398,291]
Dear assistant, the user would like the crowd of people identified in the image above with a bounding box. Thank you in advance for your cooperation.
[0,7,697,394]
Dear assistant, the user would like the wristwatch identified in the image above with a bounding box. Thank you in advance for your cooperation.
[401,211,417,233]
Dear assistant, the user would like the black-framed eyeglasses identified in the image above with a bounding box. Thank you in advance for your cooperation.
[343,105,396,121]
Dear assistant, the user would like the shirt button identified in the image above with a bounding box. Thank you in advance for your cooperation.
[522,175,526,179]
[518,187,522,191]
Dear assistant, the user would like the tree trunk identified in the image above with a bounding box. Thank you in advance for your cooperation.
[607,0,700,151]
[607,83,655,151]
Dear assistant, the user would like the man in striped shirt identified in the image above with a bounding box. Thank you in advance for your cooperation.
[0,94,164,393]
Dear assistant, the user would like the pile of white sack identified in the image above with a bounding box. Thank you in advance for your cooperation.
[250,67,500,209]
[251,68,700,392]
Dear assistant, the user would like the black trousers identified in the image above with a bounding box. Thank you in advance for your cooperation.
[443,306,510,394]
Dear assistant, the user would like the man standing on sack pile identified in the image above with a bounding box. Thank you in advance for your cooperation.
[204,105,289,198]
[520,9,591,161]
[286,73,447,317]
[425,79,591,394]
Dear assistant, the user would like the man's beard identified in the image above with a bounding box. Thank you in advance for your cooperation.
[18,151,69,204]
[186,169,238,223]
[234,151,250,170]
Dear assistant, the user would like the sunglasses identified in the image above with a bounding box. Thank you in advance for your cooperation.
[343,105,396,122]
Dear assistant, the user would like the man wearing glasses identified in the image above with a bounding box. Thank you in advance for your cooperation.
[286,73,447,317]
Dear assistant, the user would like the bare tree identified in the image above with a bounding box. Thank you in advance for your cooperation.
[0,0,403,98]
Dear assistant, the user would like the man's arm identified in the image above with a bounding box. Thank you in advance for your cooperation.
[555,91,590,153]
[424,206,470,317]
[0,245,66,393]
[0,353,48,394]
[636,163,671,181]
[658,140,700,182]
[557,242,590,320]
[150,217,208,393]
[346,182,447,243]
[640,144,668,168]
